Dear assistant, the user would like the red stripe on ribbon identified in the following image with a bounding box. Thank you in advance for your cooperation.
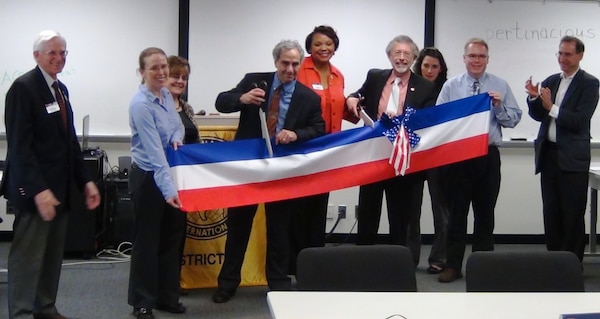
[178,159,396,212]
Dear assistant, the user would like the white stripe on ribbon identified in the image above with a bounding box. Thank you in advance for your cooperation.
[413,111,489,152]
[388,111,488,176]
[172,135,392,191]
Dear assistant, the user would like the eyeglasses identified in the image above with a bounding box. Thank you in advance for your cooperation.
[169,74,188,81]
[556,52,577,58]
[146,65,168,72]
[465,54,488,60]
[391,50,414,59]
[45,50,68,58]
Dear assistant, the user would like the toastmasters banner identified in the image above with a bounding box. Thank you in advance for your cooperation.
[168,94,491,212]
[181,127,266,289]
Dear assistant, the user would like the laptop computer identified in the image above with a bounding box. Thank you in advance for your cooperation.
[81,114,90,151]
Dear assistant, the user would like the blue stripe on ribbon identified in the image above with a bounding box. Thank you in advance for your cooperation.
[167,121,387,166]
[405,93,491,130]
[166,94,490,167]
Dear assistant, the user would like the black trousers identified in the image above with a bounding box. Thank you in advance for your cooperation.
[540,142,587,261]
[407,167,449,266]
[356,173,425,250]
[217,199,296,292]
[289,192,329,274]
[128,166,186,309]
[445,146,500,270]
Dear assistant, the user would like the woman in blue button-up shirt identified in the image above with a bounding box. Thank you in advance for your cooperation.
[127,47,187,319]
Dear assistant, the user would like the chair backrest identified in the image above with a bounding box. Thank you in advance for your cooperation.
[295,245,417,292]
[465,250,584,292]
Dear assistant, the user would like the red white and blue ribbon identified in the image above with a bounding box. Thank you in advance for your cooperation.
[167,94,491,211]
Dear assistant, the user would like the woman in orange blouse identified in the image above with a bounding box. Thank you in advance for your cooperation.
[297,25,346,133]
[290,25,347,274]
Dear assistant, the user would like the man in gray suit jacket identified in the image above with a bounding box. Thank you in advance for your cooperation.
[526,35,599,262]
[1,30,101,319]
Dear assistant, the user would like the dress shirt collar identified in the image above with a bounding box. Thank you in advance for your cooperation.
[271,74,296,94]
[38,67,57,89]
[303,55,343,78]
[466,72,489,87]
[389,70,411,87]
[139,84,171,109]
[561,68,579,80]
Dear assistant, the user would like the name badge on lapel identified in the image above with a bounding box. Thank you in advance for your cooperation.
[46,102,60,114]
[311,83,324,90]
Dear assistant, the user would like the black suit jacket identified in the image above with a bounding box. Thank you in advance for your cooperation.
[215,72,325,142]
[528,69,599,173]
[349,69,436,184]
[348,69,437,120]
[1,66,92,211]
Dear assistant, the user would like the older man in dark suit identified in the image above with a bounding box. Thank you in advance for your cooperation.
[526,35,599,262]
[211,39,324,303]
[346,35,437,257]
[1,30,101,319]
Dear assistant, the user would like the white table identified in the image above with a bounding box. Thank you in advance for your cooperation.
[267,291,600,319]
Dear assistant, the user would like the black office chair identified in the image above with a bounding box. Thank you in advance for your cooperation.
[465,250,584,292]
[295,245,417,292]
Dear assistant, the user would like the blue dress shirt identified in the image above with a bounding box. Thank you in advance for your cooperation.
[129,84,184,199]
[269,75,296,134]
[436,72,522,146]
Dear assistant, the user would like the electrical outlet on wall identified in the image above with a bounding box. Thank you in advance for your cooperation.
[326,204,336,219]
[338,205,346,219]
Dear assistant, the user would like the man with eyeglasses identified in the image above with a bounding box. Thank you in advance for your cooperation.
[436,37,522,283]
[526,36,599,263]
[2,30,101,318]
[346,35,436,255]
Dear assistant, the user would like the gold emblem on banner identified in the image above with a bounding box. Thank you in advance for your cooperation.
[186,209,228,240]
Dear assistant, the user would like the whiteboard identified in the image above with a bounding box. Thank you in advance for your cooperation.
[187,0,426,116]
[0,0,178,136]
[435,0,600,141]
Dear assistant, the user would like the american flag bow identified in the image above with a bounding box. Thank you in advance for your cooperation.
[382,106,420,176]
